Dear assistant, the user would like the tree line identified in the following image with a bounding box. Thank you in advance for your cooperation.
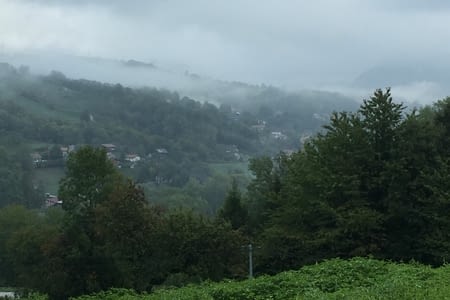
[234,89,450,273]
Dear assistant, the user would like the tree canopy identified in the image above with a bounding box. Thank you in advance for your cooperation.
[246,89,450,272]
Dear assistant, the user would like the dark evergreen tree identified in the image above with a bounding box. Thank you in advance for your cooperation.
[218,179,248,230]
[255,88,450,272]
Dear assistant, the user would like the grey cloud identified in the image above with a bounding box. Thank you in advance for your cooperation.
[2,0,450,102]
[374,0,450,11]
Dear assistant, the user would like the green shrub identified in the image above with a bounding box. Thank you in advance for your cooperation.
[60,258,450,300]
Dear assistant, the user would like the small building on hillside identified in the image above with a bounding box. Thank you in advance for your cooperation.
[251,120,267,132]
[101,144,116,152]
[251,124,266,132]
[156,148,168,154]
[106,152,117,160]
[271,131,287,140]
[30,152,42,163]
[60,147,69,158]
[282,149,295,157]
[125,154,141,163]
[45,193,62,208]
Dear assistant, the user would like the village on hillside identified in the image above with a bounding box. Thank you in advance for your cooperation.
[32,143,170,208]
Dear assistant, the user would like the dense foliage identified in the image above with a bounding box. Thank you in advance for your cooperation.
[243,89,450,273]
[0,147,247,299]
[0,142,44,208]
[25,257,450,299]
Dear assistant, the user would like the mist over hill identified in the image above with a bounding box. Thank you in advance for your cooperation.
[0,51,359,113]
[2,51,446,107]
[351,62,450,104]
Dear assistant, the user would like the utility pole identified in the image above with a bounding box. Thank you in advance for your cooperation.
[248,243,253,279]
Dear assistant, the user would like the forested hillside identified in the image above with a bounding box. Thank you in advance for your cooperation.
[0,63,355,212]
[0,63,259,158]
[1,88,450,300]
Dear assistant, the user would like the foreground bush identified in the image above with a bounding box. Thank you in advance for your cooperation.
[24,257,450,300]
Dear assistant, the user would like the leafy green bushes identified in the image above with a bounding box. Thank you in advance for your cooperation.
[34,258,449,300]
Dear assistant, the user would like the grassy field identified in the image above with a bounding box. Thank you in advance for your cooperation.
[34,167,65,194]
[31,162,250,197]
[25,257,450,299]
[209,162,252,177]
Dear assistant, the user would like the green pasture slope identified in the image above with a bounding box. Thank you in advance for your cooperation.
[34,167,65,194]
[26,257,450,299]
[209,162,251,177]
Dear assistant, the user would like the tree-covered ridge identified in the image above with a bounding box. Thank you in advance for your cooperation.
[0,62,358,157]
[0,63,259,159]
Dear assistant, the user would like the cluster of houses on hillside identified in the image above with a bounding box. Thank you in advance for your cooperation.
[250,120,289,141]
[103,144,142,168]
[224,144,241,161]
[30,144,77,166]
[271,131,287,140]
[39,143,171,208]
[30,143,170,169]
[251,120,267,132]
[101,144,169,168]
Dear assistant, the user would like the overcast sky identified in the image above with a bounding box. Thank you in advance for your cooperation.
[1,0,450,93]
